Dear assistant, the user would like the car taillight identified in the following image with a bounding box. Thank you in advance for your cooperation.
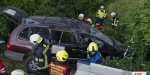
[7,42,12,50]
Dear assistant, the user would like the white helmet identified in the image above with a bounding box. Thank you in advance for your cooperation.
[29,34,43,45]
[111,12,116,17]
[78,13,84,19]
[87,18,92,24]
[100,6,104,9]
[11,69,27,75]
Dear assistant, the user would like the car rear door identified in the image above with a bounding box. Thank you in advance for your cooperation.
[13,25,50,55]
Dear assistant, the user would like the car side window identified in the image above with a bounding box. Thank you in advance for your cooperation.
[51,30,76,44]
[31,27,49,39]
[61,31,76,44]
[80,34,92,46]
[80,34,104,47]
[18,27,49,40]
[18,27,30,39]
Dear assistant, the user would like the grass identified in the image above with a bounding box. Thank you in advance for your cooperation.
[103,0,145,36]
[0,54,31,74]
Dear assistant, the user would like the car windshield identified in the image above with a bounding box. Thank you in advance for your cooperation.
[90,27,114,46]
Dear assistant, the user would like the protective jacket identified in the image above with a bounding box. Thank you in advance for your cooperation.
[49,60,71,75]
[87,51,102,64]
[112,14,119,26]
[32,39,51,75]
[0,60,6,75]
[96,10,106,18]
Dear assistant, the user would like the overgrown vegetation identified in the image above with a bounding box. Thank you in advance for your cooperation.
[102,0,150,71]
[0,0,150,73]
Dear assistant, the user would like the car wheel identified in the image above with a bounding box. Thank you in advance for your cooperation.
[25,56,37,73]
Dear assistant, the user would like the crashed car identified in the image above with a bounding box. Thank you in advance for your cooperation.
[0,6,127,72]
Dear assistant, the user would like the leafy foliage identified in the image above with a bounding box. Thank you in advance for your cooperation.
[101,0,150,71]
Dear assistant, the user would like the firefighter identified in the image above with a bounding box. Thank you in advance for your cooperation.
[96,6,107,26]
[29,34,51,75]
[87,42,103,63]
[49,50,72,75]
[84,18,95,27]
[0,60,8,75]
[85,18,92,24]
[11,69,27,75]
[78,13,84,22]
[111,12,119,29]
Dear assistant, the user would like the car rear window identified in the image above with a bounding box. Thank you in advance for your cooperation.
[18,27,49,40]
[18,27,29,39]
[90,27,114,46]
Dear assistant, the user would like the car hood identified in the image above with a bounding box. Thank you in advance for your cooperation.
[0,6,29,22]
[110,37,127,54]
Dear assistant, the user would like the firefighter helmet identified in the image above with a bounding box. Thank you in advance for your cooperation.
[11,69,27,75]
[78,13,84,19]
[56,50,69,62]
[100,6,104,9]
[29,34,43,45]
[87,42,98,52]
[111,12,116,17]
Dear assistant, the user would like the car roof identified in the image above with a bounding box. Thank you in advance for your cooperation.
[22,16,91,33]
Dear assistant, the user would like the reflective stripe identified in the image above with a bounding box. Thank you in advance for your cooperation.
[43,44,46,47]
[0,68,6,73]
[37,44,50,70]
[112,19,118,26]
[50,62,69,75]
[35,58,44,62]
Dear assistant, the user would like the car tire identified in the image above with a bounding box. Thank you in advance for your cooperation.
[25,56,37,73]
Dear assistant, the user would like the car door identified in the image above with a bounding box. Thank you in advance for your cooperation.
[14,25,50,55]
[77,33,113,58]
[51,30,82,59]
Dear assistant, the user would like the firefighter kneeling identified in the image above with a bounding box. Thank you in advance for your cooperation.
[49,50,72,75]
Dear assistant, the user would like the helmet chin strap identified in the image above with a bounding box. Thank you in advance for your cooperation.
[33,37,43,45]
[33,41,38,45]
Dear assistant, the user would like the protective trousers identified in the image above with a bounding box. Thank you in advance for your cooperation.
[35,43,51,75]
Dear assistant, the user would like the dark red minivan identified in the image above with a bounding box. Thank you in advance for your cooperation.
[0,6,127,73]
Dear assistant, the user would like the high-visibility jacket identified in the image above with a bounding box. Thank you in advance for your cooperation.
[96,10,106,18]
[0,60,6,75]
[33,39,51,70]
[49,61,71,75]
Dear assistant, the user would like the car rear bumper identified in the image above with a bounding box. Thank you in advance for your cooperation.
[4,50,25,61]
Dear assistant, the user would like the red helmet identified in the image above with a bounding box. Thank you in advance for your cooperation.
[0,60,6,75]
